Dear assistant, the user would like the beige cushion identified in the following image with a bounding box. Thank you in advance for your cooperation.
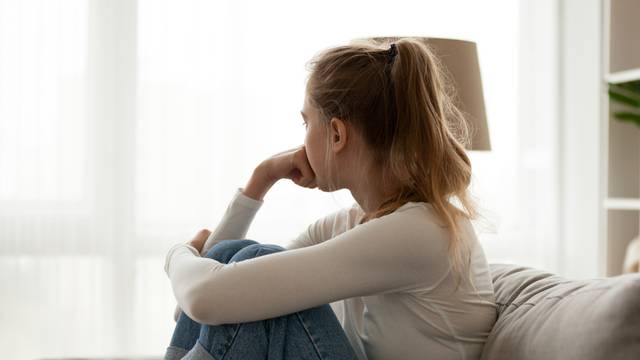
[481,263,640,360]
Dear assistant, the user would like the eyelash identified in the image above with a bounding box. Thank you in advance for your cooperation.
[301,121,307,127]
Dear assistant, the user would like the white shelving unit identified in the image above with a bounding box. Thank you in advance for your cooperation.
[600,0,640,276]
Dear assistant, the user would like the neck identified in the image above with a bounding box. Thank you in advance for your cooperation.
[349,169,401,219]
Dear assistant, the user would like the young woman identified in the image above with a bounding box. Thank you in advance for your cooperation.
[163,38,497,360]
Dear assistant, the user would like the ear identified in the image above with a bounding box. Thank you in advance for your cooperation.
[329,117,348,153]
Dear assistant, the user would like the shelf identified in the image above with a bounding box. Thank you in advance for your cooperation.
[609,0,640,74]
[606,68,640,84]
[602,0,640,277]
[604,197,640,210]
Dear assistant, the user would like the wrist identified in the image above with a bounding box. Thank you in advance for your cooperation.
[243,165,277,201]
[255,161,278,185]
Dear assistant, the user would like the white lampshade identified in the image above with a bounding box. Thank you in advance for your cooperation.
[351,36,491,151]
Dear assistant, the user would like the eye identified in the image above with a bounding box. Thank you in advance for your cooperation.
[301,121,307,128]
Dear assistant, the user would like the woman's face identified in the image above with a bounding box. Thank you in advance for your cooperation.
[300,94,330,191]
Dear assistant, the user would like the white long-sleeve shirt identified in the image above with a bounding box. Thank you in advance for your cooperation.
[164,187,498,360]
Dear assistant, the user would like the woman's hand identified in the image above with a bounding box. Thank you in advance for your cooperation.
[187,229,211,254]
[262,145,317,189]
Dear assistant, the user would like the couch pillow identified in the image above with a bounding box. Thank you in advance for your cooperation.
[480,263,640,360]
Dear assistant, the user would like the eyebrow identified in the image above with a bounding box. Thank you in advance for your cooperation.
[300,110,307,119]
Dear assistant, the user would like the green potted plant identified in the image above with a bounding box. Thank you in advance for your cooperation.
[608,79,640,128]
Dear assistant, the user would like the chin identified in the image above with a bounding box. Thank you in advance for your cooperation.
[314,178,329,192]
[316,181,328,192]
[318,179,341,193]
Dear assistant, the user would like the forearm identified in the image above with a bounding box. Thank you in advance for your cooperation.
[242,163,277,201]
[199,167,272,256]
[165,244,224,321]
[170,165,278,321]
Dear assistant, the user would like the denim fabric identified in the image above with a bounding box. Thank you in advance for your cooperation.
[164,239,359,360]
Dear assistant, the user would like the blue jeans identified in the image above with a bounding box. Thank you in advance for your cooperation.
[164,239,359,360]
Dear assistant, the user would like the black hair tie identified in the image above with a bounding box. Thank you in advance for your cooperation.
[388,43,397,63]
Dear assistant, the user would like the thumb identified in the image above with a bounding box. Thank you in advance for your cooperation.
[290,168,303,182]
[294,163,315,187]
[293,150,316,186]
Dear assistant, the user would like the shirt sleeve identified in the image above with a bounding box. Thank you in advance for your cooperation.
[285,203,361,250]
[164,206,452,326]
[200,187,264,256]
[171,186,263,322]
[285,208,340,250]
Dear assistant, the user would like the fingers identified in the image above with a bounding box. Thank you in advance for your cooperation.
[192,228,211,244]
[196,228,211,239]
[295,147,316,187]
[188,228,211,253]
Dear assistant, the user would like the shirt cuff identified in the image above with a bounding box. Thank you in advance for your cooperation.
[235,187,264,210]
[164,243,200,275]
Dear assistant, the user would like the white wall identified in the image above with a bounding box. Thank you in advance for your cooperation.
[558,0,603,279]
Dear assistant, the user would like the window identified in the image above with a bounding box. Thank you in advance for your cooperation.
[0,0,560,358]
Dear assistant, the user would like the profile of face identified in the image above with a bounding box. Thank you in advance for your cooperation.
[300,92,358,193]
[300,94,330,191]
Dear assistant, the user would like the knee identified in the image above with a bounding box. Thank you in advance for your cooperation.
[229,243,286,262]
[203,239,259,260]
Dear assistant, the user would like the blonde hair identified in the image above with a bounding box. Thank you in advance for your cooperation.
[304,37,481,293]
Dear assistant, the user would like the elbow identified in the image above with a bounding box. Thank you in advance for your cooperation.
[189,303,222,326]
[173,304,181,323]
[173,262,229,326]
[182,291,222,326]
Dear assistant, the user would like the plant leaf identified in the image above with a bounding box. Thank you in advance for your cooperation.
[609,82,640,102]
[608,89,640,107]
[613,111,640,127]
[617,80,640,94]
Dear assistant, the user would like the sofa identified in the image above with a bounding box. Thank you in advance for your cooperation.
[480,263,640,360]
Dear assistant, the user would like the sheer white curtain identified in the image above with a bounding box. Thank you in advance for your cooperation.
[0,0,560,358]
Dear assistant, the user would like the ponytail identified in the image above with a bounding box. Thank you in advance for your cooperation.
[306,37,482,293]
